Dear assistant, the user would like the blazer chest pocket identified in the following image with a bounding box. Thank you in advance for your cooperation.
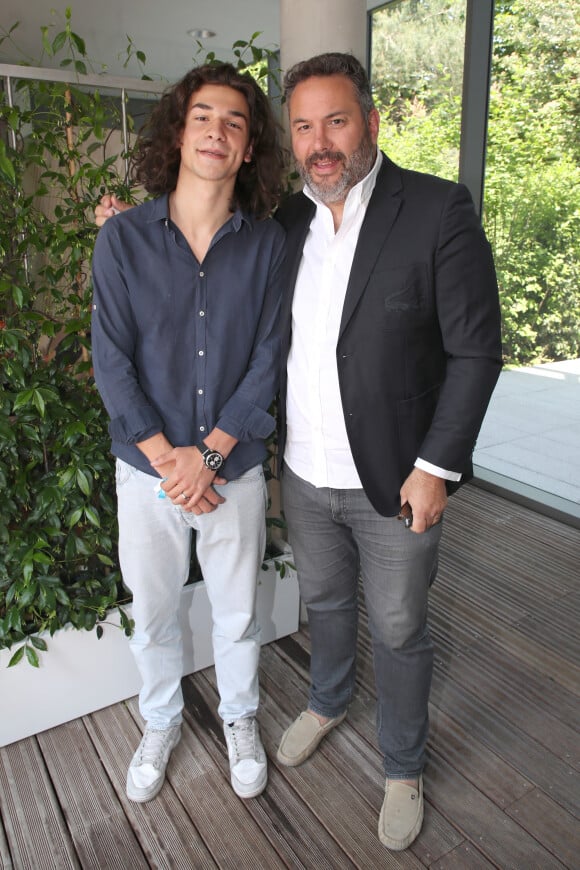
[375,263,429,315]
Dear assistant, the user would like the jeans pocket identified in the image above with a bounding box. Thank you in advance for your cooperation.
[115,458,136,489]
[227,465,267,511]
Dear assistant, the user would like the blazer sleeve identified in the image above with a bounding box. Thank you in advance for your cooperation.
[418,182,502,473]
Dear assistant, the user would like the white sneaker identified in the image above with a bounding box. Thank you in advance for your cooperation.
[223,717,267,798]
[126,724,181,802]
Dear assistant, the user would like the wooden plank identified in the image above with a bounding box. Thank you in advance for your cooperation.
[505,788,580,868]
[37,719,149,869]
[430,841,498,869]
[0,738,80,870]
[428,667,579,818]
[427,707,534,810]
[516,608,580,664]
[85,703,219,868]
[443,487,579,598]
[0,814,13,870]
[431,637,580,771]
[433,557,580,663]
[427,750,567,869]
[438,617,580,696]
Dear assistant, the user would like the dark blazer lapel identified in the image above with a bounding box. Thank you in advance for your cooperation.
[339,156,403,340]
[281,211,313,325]
[276,194,315,392]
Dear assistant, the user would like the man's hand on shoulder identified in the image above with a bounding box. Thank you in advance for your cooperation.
[95,193,132,227]
[399,467,448,534]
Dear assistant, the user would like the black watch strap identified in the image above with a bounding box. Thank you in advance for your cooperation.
[196,443,225,472]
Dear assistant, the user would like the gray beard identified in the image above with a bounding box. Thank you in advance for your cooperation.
[297,135,376,205]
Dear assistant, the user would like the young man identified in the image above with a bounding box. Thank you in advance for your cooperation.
[273,53,502,851]
[91,63,285,803]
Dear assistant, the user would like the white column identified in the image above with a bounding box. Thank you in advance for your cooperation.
[280,0,367,73]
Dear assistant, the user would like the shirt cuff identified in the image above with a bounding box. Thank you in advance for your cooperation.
[108,405,163,444]
[415,457,462,482]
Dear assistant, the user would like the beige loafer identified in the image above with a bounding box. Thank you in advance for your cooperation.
[277,710,347,767]
[378,775,423,851]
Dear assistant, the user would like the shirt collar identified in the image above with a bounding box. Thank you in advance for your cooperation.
[146,192,251,231]
[303,148,383,211]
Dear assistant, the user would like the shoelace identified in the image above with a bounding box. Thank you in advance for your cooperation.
[137,728,175,767]
[228,719,258,762]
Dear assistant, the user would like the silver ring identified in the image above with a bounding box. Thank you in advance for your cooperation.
[181,492,188,501]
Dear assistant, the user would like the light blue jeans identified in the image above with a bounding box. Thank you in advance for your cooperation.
[116,459,267,728]
[282,463,441,778]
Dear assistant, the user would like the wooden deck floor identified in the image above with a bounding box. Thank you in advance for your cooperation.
[1,484,579,869]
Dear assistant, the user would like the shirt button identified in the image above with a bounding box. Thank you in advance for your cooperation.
[198,350,204,356]
[200,425,205,432]
[198,389,203,395]
[199,310,205,317]
[200,271,205,277]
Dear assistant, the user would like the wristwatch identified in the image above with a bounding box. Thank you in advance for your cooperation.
[196,443,225,472]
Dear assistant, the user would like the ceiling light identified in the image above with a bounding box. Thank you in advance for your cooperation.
[187,28,217,39]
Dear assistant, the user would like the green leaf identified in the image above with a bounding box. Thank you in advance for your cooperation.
[0,141,16,185]
[76,468,91,496]
[59,467,76,487]
[96,625,103,639]
[41,25,53,56]
[52,31,66,53]
[84,505,100,528]
[13,389,34,411]
[30,636,48,651]
[68,507,83,527]
[25,645,40,667]
[55,587,71,606]
[8,646,25,667]
[71,33,86,54]
[12,285,24,308]
[33,389,46,417]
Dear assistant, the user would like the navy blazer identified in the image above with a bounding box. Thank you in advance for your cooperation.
[275,154,503,516]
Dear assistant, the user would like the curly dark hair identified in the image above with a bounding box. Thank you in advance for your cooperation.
[283,52,375,117]
[131,63,285,219]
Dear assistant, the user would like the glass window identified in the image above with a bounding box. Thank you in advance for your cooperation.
[369,0,467,180]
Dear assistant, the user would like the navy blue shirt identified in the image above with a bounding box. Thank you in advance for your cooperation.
[91,194,285,480]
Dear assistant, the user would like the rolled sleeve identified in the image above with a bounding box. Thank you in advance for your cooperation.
[108,404,164,444]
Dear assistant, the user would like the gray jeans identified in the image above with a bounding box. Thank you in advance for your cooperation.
[282,462,442,778]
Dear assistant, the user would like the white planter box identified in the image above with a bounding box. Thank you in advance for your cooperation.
[0,546,298,747]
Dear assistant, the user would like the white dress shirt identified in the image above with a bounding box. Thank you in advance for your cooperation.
[285,150,460,489]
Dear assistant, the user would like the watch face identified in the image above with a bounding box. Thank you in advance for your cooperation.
[205,451,224,471]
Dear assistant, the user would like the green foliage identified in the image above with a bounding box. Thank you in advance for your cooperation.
[372,0,465,180]
[1,14,281,665]
[485,0,580,364]
[0,19,138,665]
[370,0,580,365]
[371,0,466,124]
